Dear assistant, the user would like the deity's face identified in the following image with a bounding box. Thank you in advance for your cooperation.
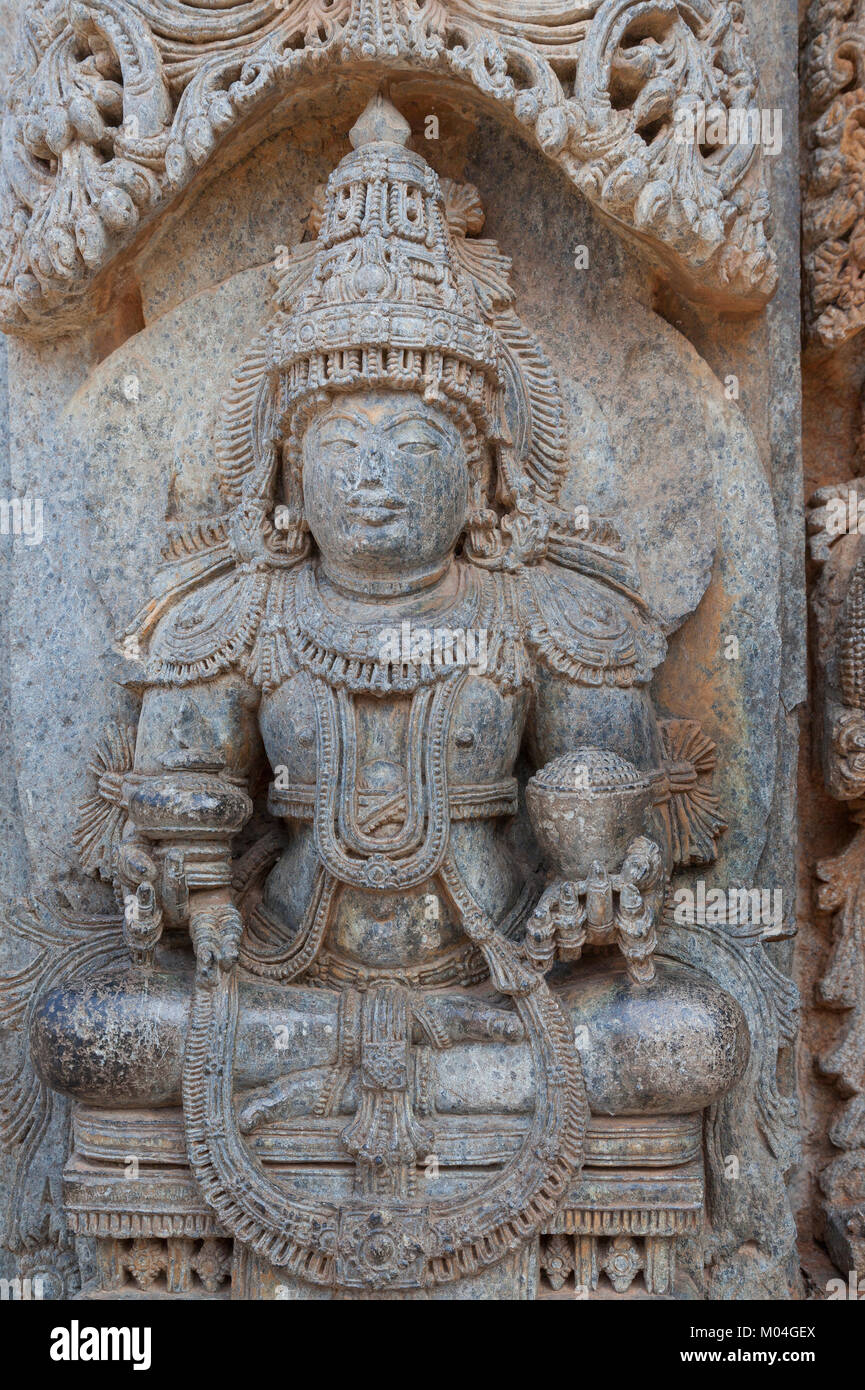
[299,389,470,588]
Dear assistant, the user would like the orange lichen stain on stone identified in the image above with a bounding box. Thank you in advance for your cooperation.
[91,277,146,365]
[654,572,738,744]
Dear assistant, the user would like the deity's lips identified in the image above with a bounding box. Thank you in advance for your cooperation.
[347,495,405,525]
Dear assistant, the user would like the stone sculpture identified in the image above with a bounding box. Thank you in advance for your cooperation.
[0,0,806,1300]
[0,0,776,338]
[802,0,865,351]
[807,473,865,1283]
[801,0,865,1289]
[2,90,758,1299]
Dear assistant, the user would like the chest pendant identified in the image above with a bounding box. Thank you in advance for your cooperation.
[311,673,465,892]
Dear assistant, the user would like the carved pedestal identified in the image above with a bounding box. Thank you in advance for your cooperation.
[540,1117,703,1297]
[65,1105,706,1300]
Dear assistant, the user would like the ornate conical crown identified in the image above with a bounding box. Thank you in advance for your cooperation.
[266,93,506,459]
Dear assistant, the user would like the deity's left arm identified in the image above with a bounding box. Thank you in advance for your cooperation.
[118,670,264,972]
[529,670,667,776]
[521,562,668,777]
[520,565,670,980]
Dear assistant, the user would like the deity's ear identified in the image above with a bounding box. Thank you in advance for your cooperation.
[470,445,496,508]
[282,443,306,513]
[267,440,308,562]
[464,453,507,566]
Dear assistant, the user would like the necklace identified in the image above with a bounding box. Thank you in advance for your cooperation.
[285,558,485,695]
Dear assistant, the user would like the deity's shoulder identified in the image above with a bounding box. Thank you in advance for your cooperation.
[137,557,285,691]
[515,559,666,688]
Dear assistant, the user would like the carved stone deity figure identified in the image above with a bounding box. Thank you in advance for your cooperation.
[12,94,749,1300]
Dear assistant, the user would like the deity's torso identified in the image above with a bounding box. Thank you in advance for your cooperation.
[256,559,533,978]
[140,550,664,982]
[259,670,531,973]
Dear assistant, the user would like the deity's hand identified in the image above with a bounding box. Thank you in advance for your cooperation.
[525,880,588,970]
[122,881,163,965]
[117,838,190,930]
[525,836,665,985]
[116,835,159,893]
[190,900,244,984]
[411,993,524,1047]
[117,833,163,963]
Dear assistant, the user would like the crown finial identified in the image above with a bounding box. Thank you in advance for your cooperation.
[349,92,411,150]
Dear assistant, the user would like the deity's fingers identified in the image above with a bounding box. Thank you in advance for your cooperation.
[415,993,524,1045]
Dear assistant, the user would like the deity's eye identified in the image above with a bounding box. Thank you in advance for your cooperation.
[315,412,365,451]
[386,416,449,456]
[319,429,359,448]
[397,439,438,456]
[317,435,361,463]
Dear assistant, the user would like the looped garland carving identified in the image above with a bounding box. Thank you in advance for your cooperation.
[802,0,865,349]
[0,0,775,336]
[182,915,587,1289]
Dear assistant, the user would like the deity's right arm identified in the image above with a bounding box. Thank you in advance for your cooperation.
[118,665,264,967]
[114,552,278,966]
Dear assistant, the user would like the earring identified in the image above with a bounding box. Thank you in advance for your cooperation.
[272,456,309,561]
[464,471,505,564]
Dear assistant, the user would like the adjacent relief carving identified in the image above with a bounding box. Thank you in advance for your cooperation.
[0,0,776,338]
[802,0,865,350]
[808,472,865,1278]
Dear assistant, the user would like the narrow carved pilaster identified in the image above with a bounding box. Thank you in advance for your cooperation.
[807,478,865,1276]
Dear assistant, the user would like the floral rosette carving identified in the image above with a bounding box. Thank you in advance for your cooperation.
[658,717,726,866]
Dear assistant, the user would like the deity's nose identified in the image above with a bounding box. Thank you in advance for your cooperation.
[353,441,386,489]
